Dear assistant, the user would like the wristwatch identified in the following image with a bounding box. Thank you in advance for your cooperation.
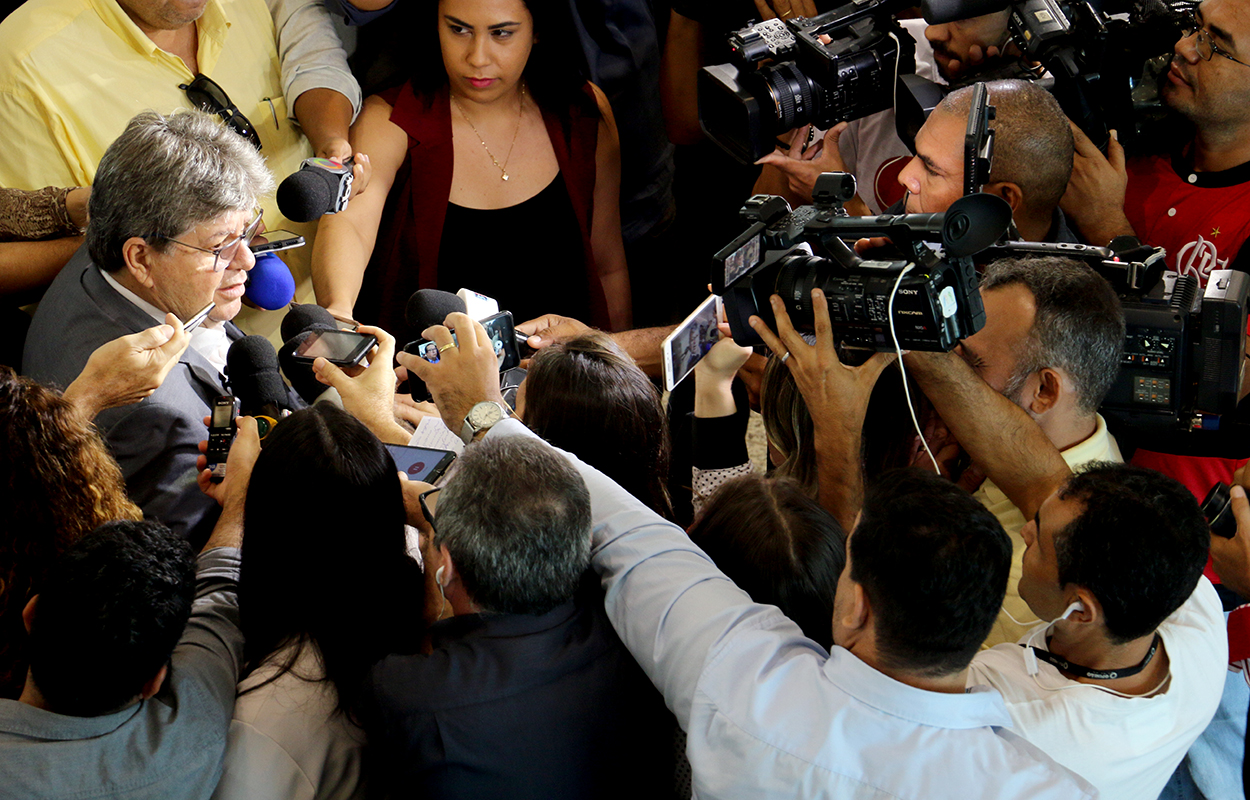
[459,401,509,445]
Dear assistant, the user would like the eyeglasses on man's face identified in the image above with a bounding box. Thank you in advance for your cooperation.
[158,209,263,273]
[1182,12,1250,67]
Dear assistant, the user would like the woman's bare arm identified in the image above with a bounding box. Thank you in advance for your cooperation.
[588,83,632,332]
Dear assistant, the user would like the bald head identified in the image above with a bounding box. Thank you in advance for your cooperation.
[940,80,1075,214]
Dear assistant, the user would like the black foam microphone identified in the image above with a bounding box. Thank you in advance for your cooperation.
[226,335,290,437]
[921,0,1009,24]
[281,303,339,342]
[405,288,468,334]
[276,157,354,223]
[279,323,339,405]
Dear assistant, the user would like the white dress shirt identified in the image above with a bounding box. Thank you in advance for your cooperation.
[99,267,231,375]
[484,419,1097,800]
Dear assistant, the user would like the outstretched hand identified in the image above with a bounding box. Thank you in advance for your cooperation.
[755,123,851,205]
[749,290,895,430]
[311,325,409,444]
[515,313,592,352]
[1060,123,1134,246]
[196,415,262,510]
[398,312,508,435]
[63,312,191,418]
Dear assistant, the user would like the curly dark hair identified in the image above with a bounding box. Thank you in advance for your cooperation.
[0,367,140,698]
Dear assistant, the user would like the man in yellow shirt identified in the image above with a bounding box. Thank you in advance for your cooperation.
[0,0,349,338]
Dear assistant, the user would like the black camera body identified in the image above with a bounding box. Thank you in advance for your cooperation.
[699,0,911,164]
[714,173,1013,352]
[921,0,1190,151]
[984,237,1249,442]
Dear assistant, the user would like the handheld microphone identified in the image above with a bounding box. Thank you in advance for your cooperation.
[226,335,290,437]
[276,157,354,223]
[405,289,468,334]
[281,303,339,342]
[244,252,296,311]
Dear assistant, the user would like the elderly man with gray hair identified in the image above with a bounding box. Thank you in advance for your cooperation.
[23,109,291,546]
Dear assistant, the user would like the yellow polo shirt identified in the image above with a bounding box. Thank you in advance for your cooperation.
[977,414,1124,648]
[0,0,316,340]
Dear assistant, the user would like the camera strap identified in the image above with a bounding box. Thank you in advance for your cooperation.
[1022,633,1161,681]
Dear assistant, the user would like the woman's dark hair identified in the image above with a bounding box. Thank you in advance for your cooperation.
[688,475,845,648]
[408,0,598,123]
[523,332,674,519]
[239,405,423,721]
[0,367,141,698]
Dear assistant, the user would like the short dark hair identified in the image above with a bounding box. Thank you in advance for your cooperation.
[27,520,197,716]
[240,405,423,719]
[982,256,1125,414]
[524,333,673,519]
[436,436,591,615]
[940,79,1074,214]
[851,469,1011,676]
[1056,463,1209,644]
[689,475,845,647]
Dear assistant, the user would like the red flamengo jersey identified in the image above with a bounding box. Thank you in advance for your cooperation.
[1125,153,1250,607]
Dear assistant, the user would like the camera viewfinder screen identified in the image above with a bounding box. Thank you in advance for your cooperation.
[725,234,761,287]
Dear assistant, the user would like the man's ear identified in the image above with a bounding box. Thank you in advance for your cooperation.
[841,580,871,632]
[22,595,37,634]
[1026,367,1063,415]
[140,664,168,700]
[983,181,1024,214]
[1069,587,1100,627]
[121,236,158,289]
[436,544,458,586]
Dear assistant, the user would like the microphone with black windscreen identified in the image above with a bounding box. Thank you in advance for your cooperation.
[281,303,339,342]
[277,157,355,223]
[921,0,1009,23]
[402,290,467,403]
[226,335,291,438]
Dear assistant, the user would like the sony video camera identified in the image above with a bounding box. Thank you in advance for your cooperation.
[984,237,1249,443]
[920,0,1192,152]
[699,0,912,164]
[714,172,1014,352]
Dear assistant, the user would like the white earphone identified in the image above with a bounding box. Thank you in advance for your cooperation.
[1057,600,1086,622]
[435,565,446,587]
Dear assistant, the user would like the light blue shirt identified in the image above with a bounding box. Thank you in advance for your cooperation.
[485,419,1098,800]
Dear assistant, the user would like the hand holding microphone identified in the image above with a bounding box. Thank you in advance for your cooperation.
[277,154,371,222]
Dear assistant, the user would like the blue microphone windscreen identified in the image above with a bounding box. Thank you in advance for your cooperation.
[246,252,296,311]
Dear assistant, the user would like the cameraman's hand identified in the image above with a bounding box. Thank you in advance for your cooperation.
[399,312,508,435]
[63,312,190,419]
[756,124,867,211]
[1209,477,1250,599]
[312,325,410,444]
[1060,124,1135,246]
[754,0,818,19]
[516,313,592,351]
[196,415,261,510]
[749,290,895,430]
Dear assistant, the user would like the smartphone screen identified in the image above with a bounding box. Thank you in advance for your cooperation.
[293,329,376,365]
[403,311,519,369]
[384,444,457,483]
[662,295,723,392]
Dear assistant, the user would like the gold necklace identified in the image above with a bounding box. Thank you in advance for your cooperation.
[451,87,525,182]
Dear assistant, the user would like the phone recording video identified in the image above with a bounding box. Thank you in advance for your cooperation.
[384,444,457,484]
[662,295,723,392]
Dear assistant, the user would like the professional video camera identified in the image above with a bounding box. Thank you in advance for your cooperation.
[713,172,1013,352]
[920,0,1193,151]
[983,237,1249,447]
[698,0,913,164]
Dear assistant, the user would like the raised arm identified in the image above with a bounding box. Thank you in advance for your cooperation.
[310,95,407,319]
[904,350,1070,520]
[589,84,632,331]
[749,290,894,532]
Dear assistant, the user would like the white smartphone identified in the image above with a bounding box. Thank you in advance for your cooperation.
[661,295,723,392]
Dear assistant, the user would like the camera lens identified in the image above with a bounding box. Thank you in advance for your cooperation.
[753,62,827,135]
[1202,482,1237,539]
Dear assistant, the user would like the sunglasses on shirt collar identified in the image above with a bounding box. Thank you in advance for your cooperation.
[179,73,263,151]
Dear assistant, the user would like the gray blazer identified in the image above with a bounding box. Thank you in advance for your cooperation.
[24,247,242,545]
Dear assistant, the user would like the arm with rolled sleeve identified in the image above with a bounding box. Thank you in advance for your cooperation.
[482,418,798,728]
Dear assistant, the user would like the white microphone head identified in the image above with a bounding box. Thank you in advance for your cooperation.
[458,288,499,320]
